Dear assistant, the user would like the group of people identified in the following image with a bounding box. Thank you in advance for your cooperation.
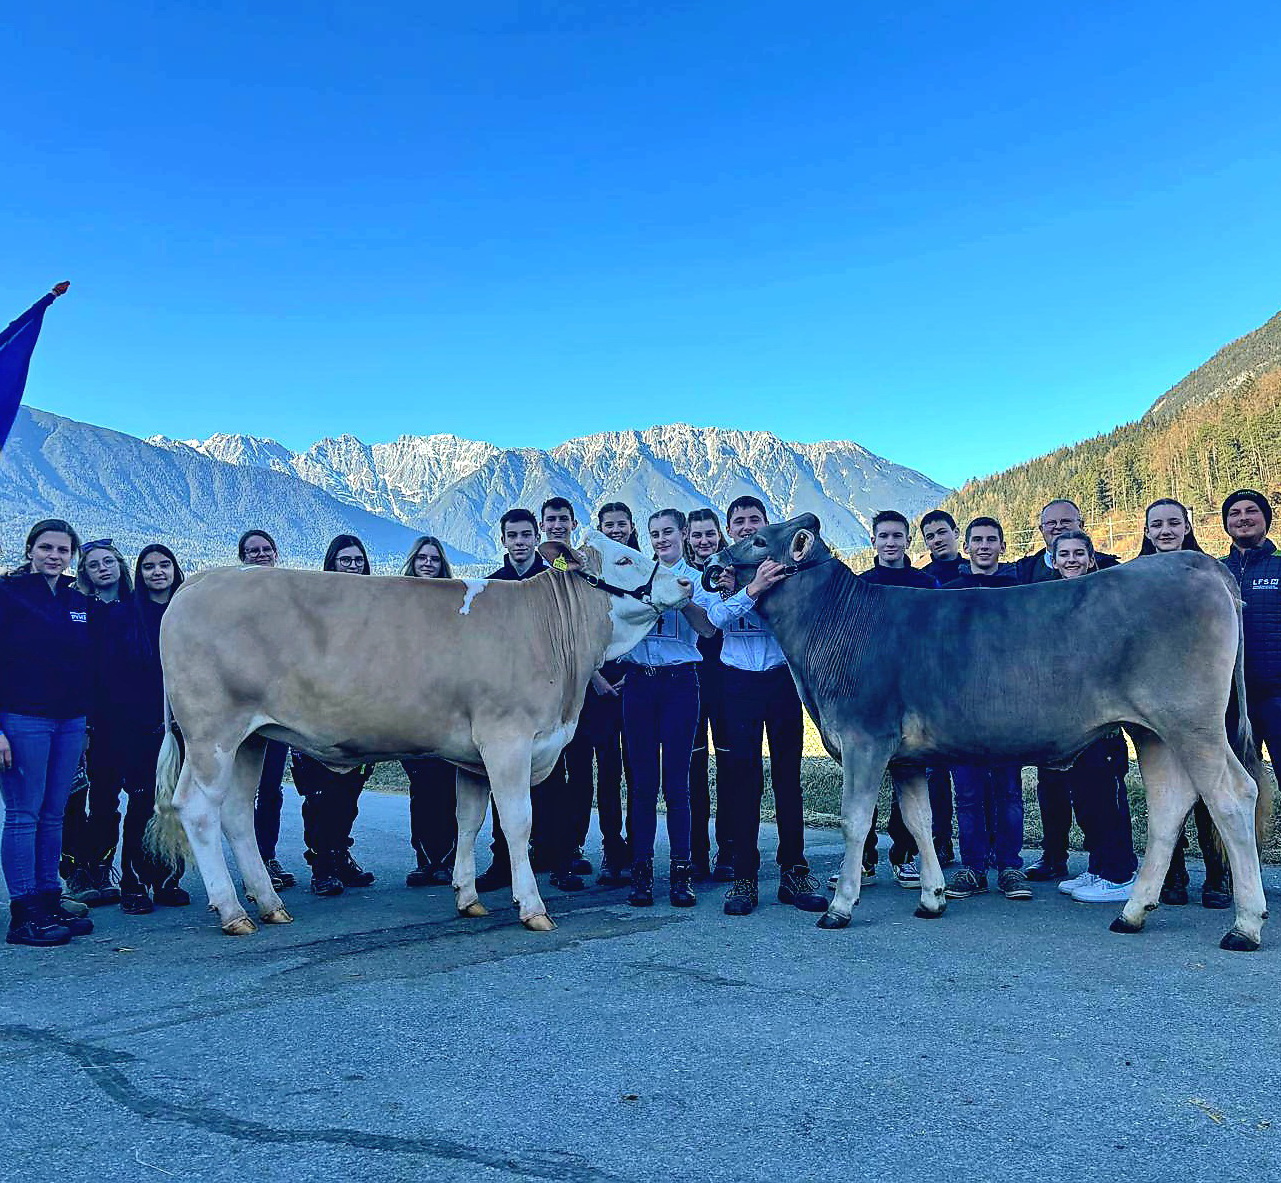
[2,486,1276,948]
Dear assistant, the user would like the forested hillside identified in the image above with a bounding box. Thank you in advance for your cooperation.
[943,319,1281,559]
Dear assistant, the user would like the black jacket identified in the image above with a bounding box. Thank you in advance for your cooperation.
[0,571,92,719]
[943,570,1019,590]
[486,553,549,581]
[92,594,169,733]
[1222,540,1281,698]
[921,555,968,585]
[1016,548,1120,584]
[859,560,939,589]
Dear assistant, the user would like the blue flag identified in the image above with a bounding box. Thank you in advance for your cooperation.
[0,288,63,451]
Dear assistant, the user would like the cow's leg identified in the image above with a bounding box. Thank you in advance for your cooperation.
[1173,733,1268,951]
[173,741,257,936]
[820,741,895,930]
[453,767,490,919]
[220,739,290,925]
[1113,732,1194,937]
[892,767,946,919]
[482,737,552,931]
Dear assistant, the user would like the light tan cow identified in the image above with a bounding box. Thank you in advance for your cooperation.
[149,532,690,935]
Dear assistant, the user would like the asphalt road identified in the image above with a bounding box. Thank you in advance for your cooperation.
[2,790,1278,1183]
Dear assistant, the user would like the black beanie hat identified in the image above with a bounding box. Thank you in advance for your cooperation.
[1221,489,1272,531]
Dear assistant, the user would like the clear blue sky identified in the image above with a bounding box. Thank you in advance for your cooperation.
[4,2,1278,489]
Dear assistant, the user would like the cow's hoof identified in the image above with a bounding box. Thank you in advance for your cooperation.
[458,901,489,918]
[914,905,945,920]
[1109,916,1143,935]
[1220,930,1261,952]
[222,916,258,936]
[816,912,850,930]
[522,914,556,932]
[260,908,293,924]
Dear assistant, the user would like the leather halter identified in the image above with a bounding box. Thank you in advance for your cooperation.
[573,558,663,606]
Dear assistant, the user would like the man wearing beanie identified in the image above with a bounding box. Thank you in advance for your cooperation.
[1221,489,1281,796]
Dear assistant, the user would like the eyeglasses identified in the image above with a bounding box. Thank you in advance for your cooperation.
[81,538,113,554]
[335,556,365,568]
[1040,518,1081,529]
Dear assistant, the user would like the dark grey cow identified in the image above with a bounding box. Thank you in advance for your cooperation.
[707,514,1269,951]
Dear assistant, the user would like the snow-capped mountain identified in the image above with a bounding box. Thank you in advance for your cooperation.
[150,423,949,560]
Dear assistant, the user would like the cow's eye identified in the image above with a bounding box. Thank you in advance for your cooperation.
[752,537,767,547]
[617,557,633,565]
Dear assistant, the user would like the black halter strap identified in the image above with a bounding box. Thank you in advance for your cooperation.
[573,558,663,606]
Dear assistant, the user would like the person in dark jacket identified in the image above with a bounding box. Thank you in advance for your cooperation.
[292,534,378,896]
[62,538,133,906]
[857,511,938,887]
[399,535,460,888]
[919,509,968,586]
[89,544,190,914]
[239,528,297,892]
[1015,499,1120,584]
[0,519,96,946]
[1135,499,1229,908]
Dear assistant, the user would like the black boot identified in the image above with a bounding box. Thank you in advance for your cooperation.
[90,862,121,906]
[309,851,345,897]
[120,879,155,914]
[64,865,102,906]
[39,890,94,936]
[628,858,654,907]
[406,858,451,887]
[7,896,71,946]
[1202,870,1233,910]
[669,860,696,908]
[335,851,375,888]
[1161,841,1190,906]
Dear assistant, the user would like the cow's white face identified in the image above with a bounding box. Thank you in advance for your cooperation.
[576,530,692,661]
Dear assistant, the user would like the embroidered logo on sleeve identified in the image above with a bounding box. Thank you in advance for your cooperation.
[69,611,88,623]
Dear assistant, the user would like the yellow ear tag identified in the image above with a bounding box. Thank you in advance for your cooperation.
[552,555,569,572]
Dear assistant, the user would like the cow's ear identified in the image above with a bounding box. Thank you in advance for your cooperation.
[538,541,583,572]
[790,528,816,564]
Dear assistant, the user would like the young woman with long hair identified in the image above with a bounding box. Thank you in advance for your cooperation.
[1135,499,1228,907]
[684,507,732,880]
[238,529,296,892]
[87,544,190,914]
[292,534,378,896]
[399,535,460,888]
[618,509,716,907]
[1041,530,1140,904]
[0,520,96,946]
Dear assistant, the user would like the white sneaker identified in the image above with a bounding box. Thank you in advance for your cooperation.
[827,867,877,889]
[1058,871,1098,896]
[892,858,921,888]
[1071,874,1137,904]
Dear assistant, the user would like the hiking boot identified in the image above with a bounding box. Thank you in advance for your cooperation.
[40,890,94,936]
[1160,882,1190,906]
[892,858,921,889]
[997,867,1032,900]
[569,849,593,876]
[778,866,828,912]
[628,859,654,907]
[121,888,155,915]
[64,866,102,906]
[1202,878,1233,910]
[1071,874,1136,903]
[689,859,712,882]
[310,856,345,897]
[596,860,630,887]
[6,896,71,947]
[335,853,374,888]
[265,858,296,891]
[90,863,121,906]
[1025,857,1068,882]
[711,860,736,884]
[944,868,988,899]
[59,894,90,920]
[723,877,759,916]
[475,864,512,893]
[669,860,696,908]
[152,882,191,907]
[549,869,586,892]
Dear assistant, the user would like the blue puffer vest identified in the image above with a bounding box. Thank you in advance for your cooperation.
[1222,539,1281,699]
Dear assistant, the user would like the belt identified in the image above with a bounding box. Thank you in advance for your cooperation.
[631,662,698,678]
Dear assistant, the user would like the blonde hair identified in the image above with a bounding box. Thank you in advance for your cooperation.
[76,541,134,598]
[401,535,454,579]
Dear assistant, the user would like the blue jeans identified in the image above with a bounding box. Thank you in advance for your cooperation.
[622,664,699,862]
[952,763,1024,875]
[1,712,88,898]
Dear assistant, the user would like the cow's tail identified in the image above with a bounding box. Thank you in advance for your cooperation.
[145,689,192,867]
[1227,589,1275,855]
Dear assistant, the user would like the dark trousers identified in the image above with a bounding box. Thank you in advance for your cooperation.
[562,718,597,854]
[290,751,370,860]
[60,754,94,874]
[689,657,731,868]
[862,768,955,867]
[577,686,629,867]
[1038,733,1136,883]
[621,663,699,862]
[722,665,806,879]
[254,739,289,861]
[952,763,1024,873]
[403,757,457,869]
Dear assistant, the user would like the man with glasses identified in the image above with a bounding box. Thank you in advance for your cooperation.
[1015,499,1119,584]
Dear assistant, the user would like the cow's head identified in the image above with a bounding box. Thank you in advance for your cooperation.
[540,530,692,660]
[702,513,829,594]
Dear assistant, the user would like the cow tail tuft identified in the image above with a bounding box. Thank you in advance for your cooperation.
[145,690,192,866]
